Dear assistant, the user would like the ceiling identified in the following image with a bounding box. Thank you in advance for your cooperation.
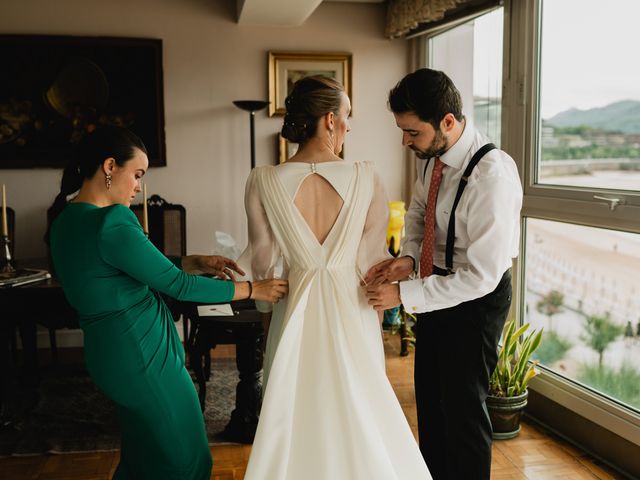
[236,0,385,27]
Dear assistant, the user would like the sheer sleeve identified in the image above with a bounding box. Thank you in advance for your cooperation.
[237,167,283,312]
[357,168,393,279]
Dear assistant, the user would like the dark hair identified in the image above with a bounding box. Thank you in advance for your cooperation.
[281,75,345,145]
[388,68,464,128]
[45,126,147,243]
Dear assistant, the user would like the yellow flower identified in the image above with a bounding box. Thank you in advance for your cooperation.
[387,201,406,256]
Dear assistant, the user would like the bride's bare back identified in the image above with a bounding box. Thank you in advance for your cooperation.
[293,172,344,245]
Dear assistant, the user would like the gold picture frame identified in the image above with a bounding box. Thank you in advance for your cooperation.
[278,134,298,164]
[277,134,344,164]
[268,51,352,117]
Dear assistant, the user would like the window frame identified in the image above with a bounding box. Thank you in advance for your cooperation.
[421,0,640,446]
[506,0,640,445]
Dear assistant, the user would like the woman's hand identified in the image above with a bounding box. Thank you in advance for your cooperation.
[183,255,245,280]
[253,279,289,303]
[233,279,288,303]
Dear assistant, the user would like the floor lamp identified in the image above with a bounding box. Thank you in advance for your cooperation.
[233,100,270,169]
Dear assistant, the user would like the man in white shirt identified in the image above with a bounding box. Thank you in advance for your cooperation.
[364,68,522,480]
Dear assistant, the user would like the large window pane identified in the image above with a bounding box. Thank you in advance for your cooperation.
[538,0,640,190]
[428,8,503,146]
[524,218,640,411]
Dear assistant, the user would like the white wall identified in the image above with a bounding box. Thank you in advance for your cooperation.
[0,0,408,259]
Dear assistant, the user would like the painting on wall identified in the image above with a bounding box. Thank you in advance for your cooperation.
[268,51,352,117]
[0,35,166,169]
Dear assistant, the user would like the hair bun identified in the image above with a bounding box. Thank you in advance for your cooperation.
[280,75,345,146]
[281,114,310,143]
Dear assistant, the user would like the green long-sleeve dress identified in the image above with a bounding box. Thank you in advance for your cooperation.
[50,203,235,480]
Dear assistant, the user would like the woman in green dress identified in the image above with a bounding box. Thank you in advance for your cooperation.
[47,126,288,479]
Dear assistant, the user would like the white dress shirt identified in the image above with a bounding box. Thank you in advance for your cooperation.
[399,120,523,313]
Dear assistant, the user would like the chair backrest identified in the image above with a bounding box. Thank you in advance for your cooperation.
[130,195,186,257]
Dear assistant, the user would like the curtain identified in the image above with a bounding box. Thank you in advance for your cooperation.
[386,0,487,38]
[401,37,425,205]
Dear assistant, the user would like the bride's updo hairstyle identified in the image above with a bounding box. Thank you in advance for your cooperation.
[281,75,344,145]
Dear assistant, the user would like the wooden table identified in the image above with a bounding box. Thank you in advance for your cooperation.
[0,261,77,426]
[185,300,264,443]
[0,266,265,442]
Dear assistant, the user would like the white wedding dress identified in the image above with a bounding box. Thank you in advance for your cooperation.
[240,160,431,480]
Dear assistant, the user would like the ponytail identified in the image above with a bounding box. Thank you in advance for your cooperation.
[44,126,147,244]
[44,157,83,244]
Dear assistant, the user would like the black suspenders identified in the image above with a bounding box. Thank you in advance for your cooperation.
[422,143,497,275]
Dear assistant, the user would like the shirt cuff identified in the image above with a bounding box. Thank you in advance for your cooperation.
[399,278,427,314]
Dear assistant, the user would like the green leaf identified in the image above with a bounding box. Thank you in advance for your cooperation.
[490,320,543,397]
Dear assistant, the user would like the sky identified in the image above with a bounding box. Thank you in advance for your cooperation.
[472,0,640,120]
[539,0,640,119]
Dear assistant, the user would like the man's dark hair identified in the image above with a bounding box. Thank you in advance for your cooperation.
[388,68,464,128]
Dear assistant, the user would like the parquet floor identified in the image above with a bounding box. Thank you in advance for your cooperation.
[0,337,625,480]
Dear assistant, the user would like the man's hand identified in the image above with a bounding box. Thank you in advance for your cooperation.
[366,283,402,311]
[362,256,414,286]
[184,255,245,280]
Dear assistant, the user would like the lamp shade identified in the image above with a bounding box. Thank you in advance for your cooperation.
[233,100,270,112]
[233,100,270,170]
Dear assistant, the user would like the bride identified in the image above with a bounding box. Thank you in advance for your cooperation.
[240,76,431,480]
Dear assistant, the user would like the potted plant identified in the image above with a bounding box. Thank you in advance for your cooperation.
[487,319,543,439]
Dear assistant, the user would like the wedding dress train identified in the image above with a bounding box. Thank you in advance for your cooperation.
[241,160,431,480]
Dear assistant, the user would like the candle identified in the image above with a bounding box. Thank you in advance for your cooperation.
[142,183,149,234]
[1,184,7,237]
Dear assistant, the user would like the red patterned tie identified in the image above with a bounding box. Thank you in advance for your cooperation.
[420,157,445,278]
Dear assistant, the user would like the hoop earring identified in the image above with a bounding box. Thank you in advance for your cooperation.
[105,174,112,190]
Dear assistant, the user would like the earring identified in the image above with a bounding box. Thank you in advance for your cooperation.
[105,173,112,190]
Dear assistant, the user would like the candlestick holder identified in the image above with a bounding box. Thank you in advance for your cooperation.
[1,234,15,273]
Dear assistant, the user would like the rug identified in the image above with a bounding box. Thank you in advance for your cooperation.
[0,358,237,456]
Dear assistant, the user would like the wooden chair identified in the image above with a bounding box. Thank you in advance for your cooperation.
[130,194,190,341]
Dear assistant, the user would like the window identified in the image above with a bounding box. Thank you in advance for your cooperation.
[537,1,640,191]
[421,0,640,444]
[427,8,504,146]
[525,218,640,412]
[507,0,640,443]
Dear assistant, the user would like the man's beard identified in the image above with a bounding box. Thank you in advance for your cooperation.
[412,128,448,159]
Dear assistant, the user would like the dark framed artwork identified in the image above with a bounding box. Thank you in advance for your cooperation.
[0,35,166,168]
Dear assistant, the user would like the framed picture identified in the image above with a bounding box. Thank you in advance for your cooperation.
[278,134,298,164]
[277,134,344,164]
[0,35,165,169]
[268,51,352,117]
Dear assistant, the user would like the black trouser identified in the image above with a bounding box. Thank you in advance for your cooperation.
[414,269,512,480]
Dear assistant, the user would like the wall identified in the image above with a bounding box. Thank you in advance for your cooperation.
[0,0,408,259]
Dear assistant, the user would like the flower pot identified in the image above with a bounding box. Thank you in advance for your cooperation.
[486,389,528,440]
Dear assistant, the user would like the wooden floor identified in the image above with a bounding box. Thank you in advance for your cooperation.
[0,337,625,480]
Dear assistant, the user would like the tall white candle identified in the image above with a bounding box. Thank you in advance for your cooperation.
[142,183,149,234]
[1,184,8,237]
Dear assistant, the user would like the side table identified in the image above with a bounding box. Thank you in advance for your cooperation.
[186,303,264,443]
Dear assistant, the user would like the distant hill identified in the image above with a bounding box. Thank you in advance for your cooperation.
[546,100,640,134]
